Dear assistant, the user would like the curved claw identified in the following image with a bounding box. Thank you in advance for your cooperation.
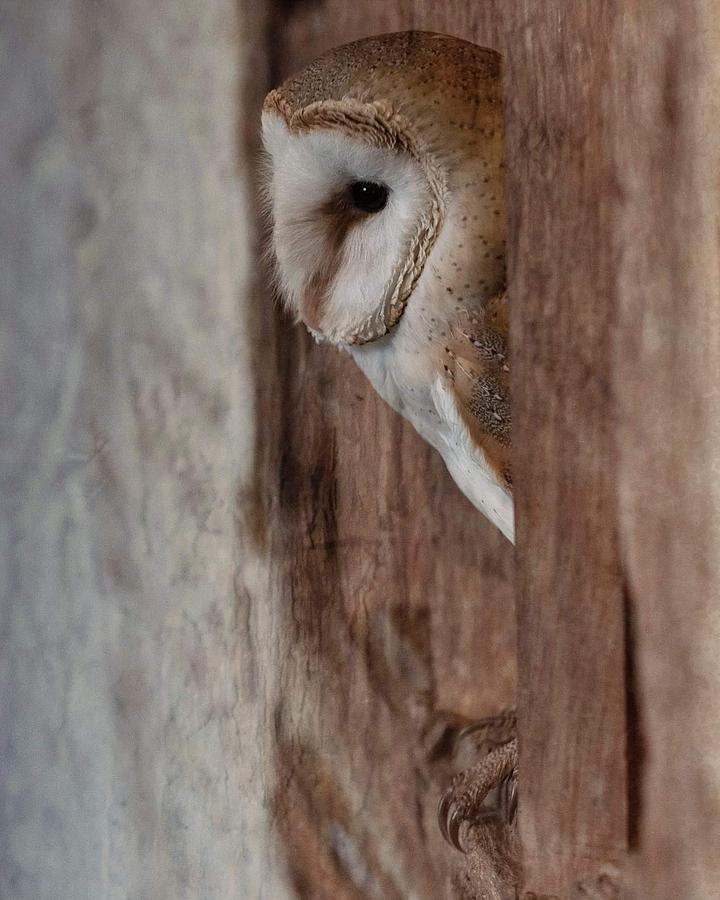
[438,786,468,852]
[506,770,519,821]
[439,774,519,852]
[437,786,454,844]
[447,805,467,852]
[438,714,518,852]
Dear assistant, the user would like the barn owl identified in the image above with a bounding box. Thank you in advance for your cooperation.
[262,31,516,850]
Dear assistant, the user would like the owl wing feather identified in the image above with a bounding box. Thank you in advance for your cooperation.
[441,292,512,492]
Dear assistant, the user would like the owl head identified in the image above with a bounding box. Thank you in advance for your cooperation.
[262,32,504,346]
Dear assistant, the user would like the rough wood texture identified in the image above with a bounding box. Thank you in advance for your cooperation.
[1,2,291,897]
[502,5,628,896]
[504,4,720,896]
[611,4,720,898]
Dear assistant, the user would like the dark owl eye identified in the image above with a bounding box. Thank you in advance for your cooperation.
[350,181,389,213]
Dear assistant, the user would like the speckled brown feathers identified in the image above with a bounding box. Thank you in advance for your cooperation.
[442,293,512,489]
[264,31,501,126]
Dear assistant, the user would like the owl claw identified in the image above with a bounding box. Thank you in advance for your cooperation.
[437,713,519,852]
[447,804,467,852]
[503,771,519,821]
[438,778,518,853]
[439,783,512,853]
[437,786,454,844]
[437,785,470,852]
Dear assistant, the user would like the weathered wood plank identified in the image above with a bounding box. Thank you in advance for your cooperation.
[1,2,292,898]
[611,4,720,898]
[502,4,628,895]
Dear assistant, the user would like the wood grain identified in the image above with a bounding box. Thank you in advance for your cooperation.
[1,2,290,897]
[611,4,720,898]
[501,4,628,896]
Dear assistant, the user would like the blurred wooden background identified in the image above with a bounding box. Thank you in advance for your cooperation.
[2,2,719,899]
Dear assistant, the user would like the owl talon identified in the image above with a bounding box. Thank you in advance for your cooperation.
[438,787,470,852]
[437,785,454,844]
[437,712,518,852]
[503,771,519,821]
[438,779,511,853]
[447,804,468,852]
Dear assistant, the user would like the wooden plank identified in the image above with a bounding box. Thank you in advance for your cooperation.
[611,4,720,898]
[1,2,292,898]
[501,4,628,895]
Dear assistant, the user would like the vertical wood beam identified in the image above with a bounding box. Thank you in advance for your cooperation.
[503,4,628,894]
[0,2,287,897]
[612,4,720,897]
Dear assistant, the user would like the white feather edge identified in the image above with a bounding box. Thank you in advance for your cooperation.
[430,375,515,544]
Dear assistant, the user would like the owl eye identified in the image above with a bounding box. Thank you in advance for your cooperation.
[349,181,388,213]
